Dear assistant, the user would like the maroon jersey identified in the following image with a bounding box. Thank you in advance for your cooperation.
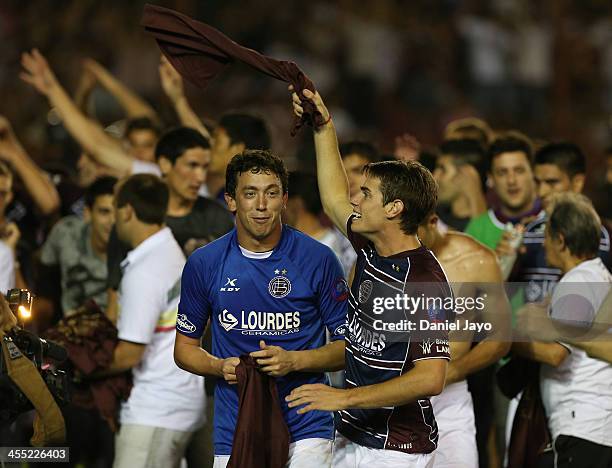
[335,216,452,454]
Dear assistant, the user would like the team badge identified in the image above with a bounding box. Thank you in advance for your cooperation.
[331,278,349,302]
[358,280,373,303]
[269,275,291,298]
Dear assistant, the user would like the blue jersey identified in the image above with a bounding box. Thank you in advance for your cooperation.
[177,226,348,455]
[519,212,611,302]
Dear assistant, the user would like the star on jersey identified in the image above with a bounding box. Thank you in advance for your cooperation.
[274,268,288,275]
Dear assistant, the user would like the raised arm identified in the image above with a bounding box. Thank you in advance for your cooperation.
[291,88,352,236]
[84,58,158,121]
[20,49,134,174]
[159,56,210,140]
[0,116,60,215]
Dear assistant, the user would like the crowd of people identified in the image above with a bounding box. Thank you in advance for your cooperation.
[1,3,611,468]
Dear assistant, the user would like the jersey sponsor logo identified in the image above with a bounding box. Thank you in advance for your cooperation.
[268,276,291,298]
[218,309,301,335]
[333,323,347,337]
[220,277,240,292]
[420,338,434,354]
[348,312,386,353]
[359,280,373,303]
[177,313,197,334]
[219,309,239,331]
[331,277,349,302]
[420,338,449,355]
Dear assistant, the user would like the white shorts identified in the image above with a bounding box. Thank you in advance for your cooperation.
[213,437,332,468]
[332,432,434,468]
[113,423,193,468]
[430,380,478,468]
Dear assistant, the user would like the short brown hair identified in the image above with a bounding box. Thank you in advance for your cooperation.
[363,160,438,235]
[115,174,168,225]
[547,193,601,259]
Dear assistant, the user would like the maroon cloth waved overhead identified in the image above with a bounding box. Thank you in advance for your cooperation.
[141,3,323,136]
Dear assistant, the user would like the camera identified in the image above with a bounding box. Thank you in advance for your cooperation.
[0,289,70,423]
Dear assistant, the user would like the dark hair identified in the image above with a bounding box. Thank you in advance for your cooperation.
[218,114,270,150]
[85,176,117,208]
[548,193,600,259]
[534,142,586,178]
[115,174,168,225]
[155,126,210,164]
[363,160,438,235]
[288,171,321,216]
[125,117,161,138]
[339,141,378,163]
[439,138,487,182]
[225,150,288,199]
[488,133,533,172]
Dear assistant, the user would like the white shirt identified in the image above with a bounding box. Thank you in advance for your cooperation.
[118,227,206,432]
[317,228,357,277]
[0,240,15,294]
[540,257,612,446]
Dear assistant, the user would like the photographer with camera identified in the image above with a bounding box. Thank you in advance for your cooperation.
[0,292,68,450]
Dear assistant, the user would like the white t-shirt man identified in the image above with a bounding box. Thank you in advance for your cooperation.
[540,257,612,447]
[0,240,15,294]
[117,227,206,432]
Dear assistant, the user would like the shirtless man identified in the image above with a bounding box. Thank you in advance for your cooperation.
[418,213,511,468]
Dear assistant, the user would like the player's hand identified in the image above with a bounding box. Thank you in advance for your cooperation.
[288,86,330,130]
[0,116,24,163]
[20,49,59,96]
[286,383,349,414]
[250,340,297,377]
[516,299,554,341]
[159,55,185,103]
[220,357,240,385]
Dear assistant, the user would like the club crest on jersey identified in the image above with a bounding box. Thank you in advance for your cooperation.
[331,278,349,302]
[219,309,238,331]
[220,277,240,292]
[269,273,291,298]
[358,280,373,303]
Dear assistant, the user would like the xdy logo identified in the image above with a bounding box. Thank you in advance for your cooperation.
[219,309,238,331]
[220,278,240,292]
[420,338,433,355]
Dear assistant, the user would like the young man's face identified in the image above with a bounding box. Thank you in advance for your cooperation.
[433,155,461,203]
[490,151,535,214]
[534,163,583,211]
[88,194,115,247]
[226,170,286,243]
[0,175,13,216]
[126,129,158,163]
[350,175,390,235]
[343,153,370,199]
[160,147,210,202]
[210,126,244,177]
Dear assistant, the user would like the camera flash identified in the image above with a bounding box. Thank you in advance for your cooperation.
[18,305,31,320]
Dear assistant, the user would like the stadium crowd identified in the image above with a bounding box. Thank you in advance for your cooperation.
[1,1,611,468]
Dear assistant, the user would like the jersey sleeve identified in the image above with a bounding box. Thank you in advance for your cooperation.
[317,251,349,341]
[409,283,452,362]
[177,252,211,338]
[117,272,164,344]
